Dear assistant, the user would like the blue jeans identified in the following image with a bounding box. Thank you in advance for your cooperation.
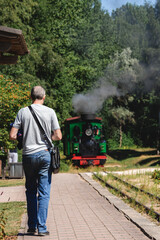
[22,150,52,233]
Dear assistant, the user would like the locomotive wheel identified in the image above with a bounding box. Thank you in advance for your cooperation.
[73,160,80,166]
[100,159,106,165]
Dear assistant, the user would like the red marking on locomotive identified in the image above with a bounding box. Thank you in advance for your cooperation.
[72,154,106,166]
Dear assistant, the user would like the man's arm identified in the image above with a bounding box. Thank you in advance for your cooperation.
[10,127,19,140]
[51,129,62,141]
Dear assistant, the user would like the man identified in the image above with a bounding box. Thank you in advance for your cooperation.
[8,147,18,163]
[10,86,62,236]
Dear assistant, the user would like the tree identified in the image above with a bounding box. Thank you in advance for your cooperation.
[0,75,31,156]
[0,0,37,42]
[0,0,117,123]
[112,3,148,60]
[1,0,160,149]
[110,107,135,147]
[0,0,38,84]
[100,48,140,147]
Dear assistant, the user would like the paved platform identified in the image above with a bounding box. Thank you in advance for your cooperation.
[0,186,25,202]
[14,173,160,240]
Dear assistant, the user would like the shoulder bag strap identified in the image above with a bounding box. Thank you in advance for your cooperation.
[28,105,53,149]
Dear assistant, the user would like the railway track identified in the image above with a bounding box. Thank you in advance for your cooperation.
[93,172,160,222]
[104,171,160,201]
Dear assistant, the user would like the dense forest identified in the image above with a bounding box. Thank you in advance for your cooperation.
[1,0,160,150]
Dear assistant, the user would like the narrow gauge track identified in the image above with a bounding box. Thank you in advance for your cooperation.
[104,171,160,201]
[93,172,160,222]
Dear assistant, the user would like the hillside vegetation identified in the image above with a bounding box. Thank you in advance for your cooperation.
[1,0,160,155]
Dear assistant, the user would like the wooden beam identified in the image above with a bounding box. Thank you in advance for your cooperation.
[0,26,22,35]
[0,42,12,52]
[0,55,18,64]
[0,26,29,55]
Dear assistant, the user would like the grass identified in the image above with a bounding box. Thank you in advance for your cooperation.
[0,202,26,239]
[95,171,160,223]
[104,147,160,171]
[119,172,160,197]
[0,179,25,188]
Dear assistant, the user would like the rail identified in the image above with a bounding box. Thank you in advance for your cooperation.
[93,172,160,222]
[104,171,160,201]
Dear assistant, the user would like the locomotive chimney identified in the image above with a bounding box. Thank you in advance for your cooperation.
[80,113,96,120]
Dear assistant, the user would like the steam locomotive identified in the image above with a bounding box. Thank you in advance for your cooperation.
[63,113,107,166]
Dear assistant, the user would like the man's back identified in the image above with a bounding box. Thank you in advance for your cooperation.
[13,104,60,154]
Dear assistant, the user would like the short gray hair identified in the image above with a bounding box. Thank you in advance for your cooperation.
[31,86,46,101]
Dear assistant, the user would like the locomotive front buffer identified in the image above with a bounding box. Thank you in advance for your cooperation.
[63,114,107,166]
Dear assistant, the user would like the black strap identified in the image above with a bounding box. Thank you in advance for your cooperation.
[28,105,53,149]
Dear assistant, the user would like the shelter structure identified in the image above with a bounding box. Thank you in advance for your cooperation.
[0,26,29,64]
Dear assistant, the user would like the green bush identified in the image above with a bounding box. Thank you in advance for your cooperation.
[107,131,135,150]
[107,138,119,150]
[122,132,135,147]
[60,159,70,172]
[152,170,160,181]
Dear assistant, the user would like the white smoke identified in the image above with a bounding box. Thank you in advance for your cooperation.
[72,82,120,114]
[72,48,142,114]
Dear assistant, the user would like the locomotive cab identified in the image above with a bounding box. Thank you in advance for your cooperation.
[63,114,107,166]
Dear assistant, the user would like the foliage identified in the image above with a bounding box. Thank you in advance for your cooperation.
[0,75,31,155]
[152,170,160,181]
[0,179,25,187]
[0,202,26,238]
[107,130,135,150]
[107,138,119,150]
[0,208,6,239]
[60,159,70,172]
[111,107,135,125]
[0,0,37,40]
[0,0,160,149]
[112,3,148,60]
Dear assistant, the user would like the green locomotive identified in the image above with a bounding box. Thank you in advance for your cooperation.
[63,113,107,166]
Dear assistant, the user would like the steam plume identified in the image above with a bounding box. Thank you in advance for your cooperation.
[72,48,141,114]
[72,83,120,114]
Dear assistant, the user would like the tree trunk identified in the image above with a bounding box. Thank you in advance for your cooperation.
[119,124,122,148]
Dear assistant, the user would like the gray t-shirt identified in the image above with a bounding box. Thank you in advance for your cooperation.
[13,104,60,155]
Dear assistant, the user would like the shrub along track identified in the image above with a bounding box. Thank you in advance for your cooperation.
[93,172,160,223]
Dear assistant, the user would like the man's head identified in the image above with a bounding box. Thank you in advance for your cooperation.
[31,86,46,101]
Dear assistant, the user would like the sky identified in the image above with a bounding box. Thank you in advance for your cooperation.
[101,0,157,13]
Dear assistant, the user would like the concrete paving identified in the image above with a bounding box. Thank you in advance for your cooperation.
[81,173,160,240]
[0,185,25,202]
[0,173,160,239]
[13,173,160,240]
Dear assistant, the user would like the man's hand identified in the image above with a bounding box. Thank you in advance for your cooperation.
[52,129,62,141]
[10,127,18,140]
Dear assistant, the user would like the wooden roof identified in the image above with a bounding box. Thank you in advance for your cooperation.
[0,26,29,64]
